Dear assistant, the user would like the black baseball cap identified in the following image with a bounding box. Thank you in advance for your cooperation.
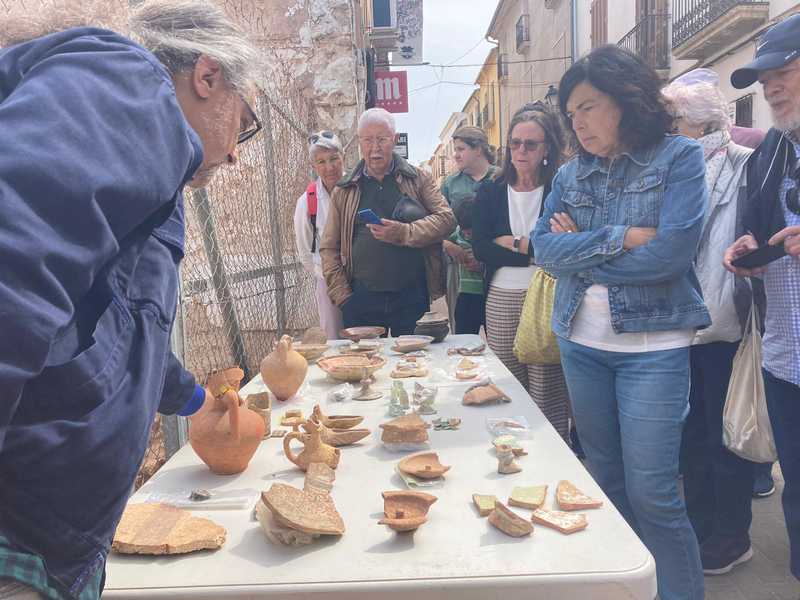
[731,13,800,89]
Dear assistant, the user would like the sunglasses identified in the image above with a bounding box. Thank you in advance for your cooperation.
[509,138,545,152]
[309,130,335,144]
[237,96,262,145]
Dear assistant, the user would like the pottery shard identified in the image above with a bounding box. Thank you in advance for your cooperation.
[556,480,603,511]
[508,485,548,510]
[379,413,430,444]
[112,503,226,555]
[472,494,497,517]
[398,452,451,479]
[261,483,345,536]
[531,508,589,535]
[462,384,511,406]
[488,501,533,537]
[304,462,336,494]
[378,490,438,532]
[255,500,316,546]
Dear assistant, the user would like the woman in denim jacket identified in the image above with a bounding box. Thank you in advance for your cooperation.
[532,46,710,600]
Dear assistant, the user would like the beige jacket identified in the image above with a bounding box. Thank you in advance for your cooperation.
[320,153,456,307]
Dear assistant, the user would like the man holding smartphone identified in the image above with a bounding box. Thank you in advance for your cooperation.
[724,13,800,582]
[320,108,455,335]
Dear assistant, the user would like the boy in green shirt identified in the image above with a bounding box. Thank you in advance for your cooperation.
[449,197,485,334]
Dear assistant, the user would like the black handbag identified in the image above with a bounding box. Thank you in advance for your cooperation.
[391,194,428,223]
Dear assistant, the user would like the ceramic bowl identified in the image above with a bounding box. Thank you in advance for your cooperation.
[339,326,386,342]
[398,451,451,479]
[391,335,434,353]
[414,322,449,343]
[292,342,329,362]
[317,355,387,382]
[378,490,438,532]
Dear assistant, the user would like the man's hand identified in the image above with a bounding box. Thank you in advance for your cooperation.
[443,239,466,261]
[368,219,407,245]
[723,233,766,277]
[623,227,657,250]
[769,225,800,258]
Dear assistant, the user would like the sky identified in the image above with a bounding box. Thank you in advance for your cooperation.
[393,0,499,165]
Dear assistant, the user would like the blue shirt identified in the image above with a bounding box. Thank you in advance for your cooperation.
[762,139,800,386]
[532,135,711,338]
[0,27,204,598]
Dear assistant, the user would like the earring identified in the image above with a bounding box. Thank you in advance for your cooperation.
[542,157,548,166]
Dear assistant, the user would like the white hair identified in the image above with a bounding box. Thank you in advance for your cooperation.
[308,131,343,160]
[357,107,396,134]
[129,0,260,93]
[662,81,732,134]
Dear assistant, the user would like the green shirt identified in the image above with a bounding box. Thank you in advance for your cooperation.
[0,536,102,600]
[351,171,425,292]
[441,166,497,211]
[449,228,483,295]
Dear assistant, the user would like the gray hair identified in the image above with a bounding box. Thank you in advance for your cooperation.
[662,80,732,134]
[357,107,396,134]
[308,131,344,160]
[129,0,260,93]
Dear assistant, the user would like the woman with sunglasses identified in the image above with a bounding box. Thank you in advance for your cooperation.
[293,130,345,338]
[472,103,572,442]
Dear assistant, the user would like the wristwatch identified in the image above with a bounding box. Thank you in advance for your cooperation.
[512,236,522,252]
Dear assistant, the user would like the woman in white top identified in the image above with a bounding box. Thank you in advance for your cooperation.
[472,104,571,441]
[293,131,345,338]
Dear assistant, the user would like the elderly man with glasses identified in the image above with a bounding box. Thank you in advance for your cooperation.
[0,1,262,598]
[320,108,455,336]
[724,13,800,583]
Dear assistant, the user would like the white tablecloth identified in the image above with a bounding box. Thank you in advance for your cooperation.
[105,334,656,599]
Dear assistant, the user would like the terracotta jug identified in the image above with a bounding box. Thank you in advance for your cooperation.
[189,367,266,475]
[283,419,341,471]
[260,335,308,401]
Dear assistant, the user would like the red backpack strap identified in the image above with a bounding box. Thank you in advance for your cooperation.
[306,182,319,252]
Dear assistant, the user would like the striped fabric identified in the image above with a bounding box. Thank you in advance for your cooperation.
[486,285,571,441]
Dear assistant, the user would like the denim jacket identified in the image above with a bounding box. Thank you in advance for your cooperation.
[532,135,711,338]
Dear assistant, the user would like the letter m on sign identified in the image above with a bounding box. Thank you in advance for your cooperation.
[374,70,409,114]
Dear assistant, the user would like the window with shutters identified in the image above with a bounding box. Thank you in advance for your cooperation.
[735,94,754,128]
[591,0,608,48]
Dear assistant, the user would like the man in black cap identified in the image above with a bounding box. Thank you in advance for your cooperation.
[724,12,800,582]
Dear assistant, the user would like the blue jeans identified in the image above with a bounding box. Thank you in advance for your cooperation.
[558,339,704,600]
[764,368,800,579]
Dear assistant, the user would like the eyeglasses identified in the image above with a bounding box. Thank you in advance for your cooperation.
[509,138,546,152]
[359,136,394,147]
[309,130,335,144]
[237,96,262,145]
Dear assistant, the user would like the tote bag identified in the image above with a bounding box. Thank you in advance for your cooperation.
[513,268,560,365]
[721,304,777,463]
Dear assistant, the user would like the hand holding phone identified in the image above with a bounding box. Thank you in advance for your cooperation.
[357,209,382,225]
[730,244,787,269]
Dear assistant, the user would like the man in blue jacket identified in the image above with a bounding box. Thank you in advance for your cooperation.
[0,1,261,598]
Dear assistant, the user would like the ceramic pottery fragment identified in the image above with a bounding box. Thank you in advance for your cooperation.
[318,355,387,382]
[112,503,226,555]
[488,501,533,537]
[472,494,497,517]
[398,451,451,479]
[378,490,437,532]
[380,413,431,444]
[556,480,603,511]
[496,444,522,474]
[261,483,345,536]
[283,419,341,471]
[311,404,363,429]
[462,382,511,406]
[508,485,548,510]
[531,508,589,534]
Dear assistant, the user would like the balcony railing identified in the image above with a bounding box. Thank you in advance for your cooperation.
[673,0,768,48]
[516,14,531,53]
[618,13,671,72]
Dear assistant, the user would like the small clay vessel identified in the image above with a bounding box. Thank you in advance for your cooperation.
[245,392,271,439]
[260,335,308,401]
[317,423,372,447]
[311,404,363,430]
[378,490,437,532]
[283,419,341,471]
[190,368,265,475]
[398,452,451,479]
[414,312,449,343]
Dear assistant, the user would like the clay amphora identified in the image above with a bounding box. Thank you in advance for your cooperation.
[283,420,341,471]
[260,335,308,401]
[189,367,266,475]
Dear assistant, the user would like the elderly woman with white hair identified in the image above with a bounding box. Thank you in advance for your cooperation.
[663,69,762,575]
[294,130,345,338]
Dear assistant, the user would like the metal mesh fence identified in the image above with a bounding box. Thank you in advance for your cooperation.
[1,0,325,485]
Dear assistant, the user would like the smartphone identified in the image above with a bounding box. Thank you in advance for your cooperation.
[731,244,787,269]
[357,209,382,225]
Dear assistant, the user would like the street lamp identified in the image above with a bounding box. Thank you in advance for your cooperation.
[545,84,558,106]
